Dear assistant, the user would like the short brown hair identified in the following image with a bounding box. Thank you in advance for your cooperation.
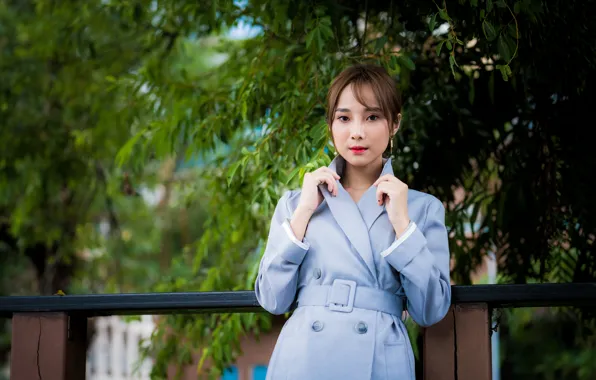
[326,64,402,133]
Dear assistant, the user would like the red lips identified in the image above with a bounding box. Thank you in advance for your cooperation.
[349,146,368,154]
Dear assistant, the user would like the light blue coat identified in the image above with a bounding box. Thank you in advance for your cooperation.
[255,156,451,379]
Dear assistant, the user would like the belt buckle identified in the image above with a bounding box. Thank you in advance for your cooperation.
[327,279,357,313]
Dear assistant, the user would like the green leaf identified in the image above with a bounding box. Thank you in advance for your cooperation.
[429,13,437,32]
[495,0,507,8]
[241,100,248,120]
[470,0,478,6]
[482,20,498,41]
[374,35,388,52]
[388,55,400,75]
[285,166,301,185]
[439,9,450,21]
[446,40,453,50]
[115,131,143,167]
[449,55,457,76]
[227,161,242,187]
[497,64,510,81]
[399,55,416,71]
[487,0,494,12]
[508,23,518,39]
[319,17,334,39]
[436,40,445,56]
[305,28,317,49]
[497,35,513,61]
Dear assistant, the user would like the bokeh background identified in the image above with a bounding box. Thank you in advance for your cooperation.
[2,0,596,379]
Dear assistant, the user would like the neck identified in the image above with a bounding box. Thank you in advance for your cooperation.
[341,157,384,190]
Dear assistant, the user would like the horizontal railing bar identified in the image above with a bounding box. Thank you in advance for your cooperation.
[0,291,262,318]
[1,283,595,318]
[453,283,596,308]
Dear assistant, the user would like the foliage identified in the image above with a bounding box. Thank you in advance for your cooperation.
[70,173,211,294]
[2,0,596,378]
[500,307,596,380]
[0,0,166,294]
[0,0,216,368]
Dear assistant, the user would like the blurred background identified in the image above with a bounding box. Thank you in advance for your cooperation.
[1,0,596,379]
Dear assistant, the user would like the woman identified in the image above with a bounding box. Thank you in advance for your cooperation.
[255,64,451,380]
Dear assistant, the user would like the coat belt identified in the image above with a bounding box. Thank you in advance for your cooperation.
[295,279,404,316]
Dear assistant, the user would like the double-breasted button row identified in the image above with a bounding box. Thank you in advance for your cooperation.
[310,320,368,334]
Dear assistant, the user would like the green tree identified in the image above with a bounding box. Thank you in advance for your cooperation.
[0,0,250,369]
[1,0,149,294]
[0,0,216,366]
[2,0,596,378]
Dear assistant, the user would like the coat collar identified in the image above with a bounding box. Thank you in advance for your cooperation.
[319,155,394,278]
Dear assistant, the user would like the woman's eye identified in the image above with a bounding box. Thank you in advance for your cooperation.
[337,116,349,122]
[368,115,380,121]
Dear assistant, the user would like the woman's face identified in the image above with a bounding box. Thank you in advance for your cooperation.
[331,83,397,168]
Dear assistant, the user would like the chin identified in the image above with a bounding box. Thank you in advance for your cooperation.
[342,153,380,167]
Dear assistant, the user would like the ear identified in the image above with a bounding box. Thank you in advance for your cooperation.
[392,113,402,136]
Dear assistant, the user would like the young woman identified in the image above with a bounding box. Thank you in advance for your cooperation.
[255,64,451,379]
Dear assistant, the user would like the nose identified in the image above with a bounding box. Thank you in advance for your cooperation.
[350,121,365,140]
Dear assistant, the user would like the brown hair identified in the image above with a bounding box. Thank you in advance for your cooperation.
[326,64,402,134]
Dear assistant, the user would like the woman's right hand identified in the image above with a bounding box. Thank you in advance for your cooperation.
[296,167,340,214]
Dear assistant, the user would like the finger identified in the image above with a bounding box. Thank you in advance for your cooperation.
[326,172,339,197]
[376,182,387,205]
[315,173,331,192]
[378,182,394,205]
[320,167,341,180]
[320,172,339,196]
[316,173,336,194]
[328,173,339,196]
[325,173,337,194]
[373,174,393,187]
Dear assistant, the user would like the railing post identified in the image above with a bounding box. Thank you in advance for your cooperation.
[423,303,492,380]
[423,306,456,380]
[10,312,87,380]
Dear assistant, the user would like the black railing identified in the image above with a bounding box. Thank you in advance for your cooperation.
[2,283,596,318]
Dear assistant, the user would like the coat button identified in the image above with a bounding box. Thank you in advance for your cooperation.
[311,320,324,332]
[313,268,322,279]
[355,321,368,334]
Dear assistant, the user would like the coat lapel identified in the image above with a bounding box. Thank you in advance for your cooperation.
[319,156,395,279]
[358,158,395,230]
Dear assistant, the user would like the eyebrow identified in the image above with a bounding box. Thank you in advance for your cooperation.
[335,107,382,113]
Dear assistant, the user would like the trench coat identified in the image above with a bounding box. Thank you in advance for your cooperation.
[255,155,451,380]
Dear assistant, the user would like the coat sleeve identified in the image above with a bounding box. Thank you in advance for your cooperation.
[381,197,451,327]
[254,191,310,315]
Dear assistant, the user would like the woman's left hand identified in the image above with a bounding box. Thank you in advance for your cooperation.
[374,174,410,236]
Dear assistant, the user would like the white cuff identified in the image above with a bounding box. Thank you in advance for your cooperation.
[282,220,310,250]
[380,221,417,257]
